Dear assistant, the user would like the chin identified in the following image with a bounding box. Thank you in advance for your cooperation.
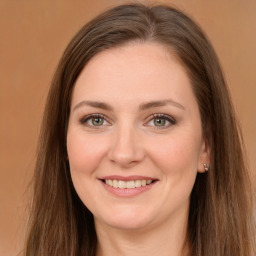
[103,219,151,231]
[95,208,155,231]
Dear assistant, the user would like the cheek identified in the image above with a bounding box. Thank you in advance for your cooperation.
[141,135,200,220]
[67,132,108,175]
[66,132,108,211]
[147,134,201,174]
[146,133,201,201]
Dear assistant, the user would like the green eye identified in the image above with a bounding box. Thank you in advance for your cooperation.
[153,118,167,127]
[80,114,109,127]
[91,117,104,126]
[146,114,176,128]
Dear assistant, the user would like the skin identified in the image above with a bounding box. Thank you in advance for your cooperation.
[67,42,210,256]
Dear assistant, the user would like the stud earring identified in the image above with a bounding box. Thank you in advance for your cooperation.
[203,163,209,172]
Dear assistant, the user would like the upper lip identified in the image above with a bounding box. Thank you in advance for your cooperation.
[99,175,158,181]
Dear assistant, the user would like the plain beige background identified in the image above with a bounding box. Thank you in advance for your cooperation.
[0,0,255,255]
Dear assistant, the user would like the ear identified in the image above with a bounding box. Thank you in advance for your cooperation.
[197,138,211,173]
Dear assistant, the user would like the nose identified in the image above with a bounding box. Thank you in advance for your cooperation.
[107,124,145,168]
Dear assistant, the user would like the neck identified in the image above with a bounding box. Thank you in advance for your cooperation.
[95,210,190,256]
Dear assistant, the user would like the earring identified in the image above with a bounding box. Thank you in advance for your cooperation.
[203,163,209,172]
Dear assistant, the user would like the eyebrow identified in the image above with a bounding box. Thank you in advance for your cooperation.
[72,99,185,112]
[73,100,114,112]
[139,99,185,111]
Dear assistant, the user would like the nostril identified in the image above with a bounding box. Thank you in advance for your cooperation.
[107,135,145,166]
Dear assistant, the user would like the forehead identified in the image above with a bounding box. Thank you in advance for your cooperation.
[71,42,196,110]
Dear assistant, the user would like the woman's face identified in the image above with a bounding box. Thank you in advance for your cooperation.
[67,42,209,231]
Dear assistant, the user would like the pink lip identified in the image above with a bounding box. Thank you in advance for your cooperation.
[98,176,158,198]
[99,175,157,181]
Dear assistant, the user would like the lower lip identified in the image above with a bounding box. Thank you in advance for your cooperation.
[100,180,157,197]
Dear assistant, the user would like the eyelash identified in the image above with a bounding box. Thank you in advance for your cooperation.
[80,114,109,127]
[146,114,176,128]
[79,113,176,128]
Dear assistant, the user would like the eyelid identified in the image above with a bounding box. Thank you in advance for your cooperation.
[144,113,176,128]
[79,113,176,129]
[80,113,111,127]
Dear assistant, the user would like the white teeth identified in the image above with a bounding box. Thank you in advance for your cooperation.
[135,180,142,188]
[113,180,118,188]
[105,179,153,188]
[118,180,126,188]
[127,180,135,188]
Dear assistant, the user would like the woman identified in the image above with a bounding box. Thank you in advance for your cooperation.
[25,3,256,256]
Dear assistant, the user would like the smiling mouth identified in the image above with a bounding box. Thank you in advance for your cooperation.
[102,179,156,189]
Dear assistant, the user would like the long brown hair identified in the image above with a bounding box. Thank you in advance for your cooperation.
[25,3,256,256]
